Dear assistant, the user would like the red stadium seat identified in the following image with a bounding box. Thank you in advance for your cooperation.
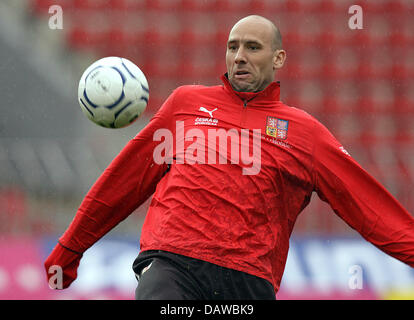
[107,0,128,11]
[369,17,391,46]
[391,55,406,80]
[331,114,363,144]
[104,28,128,44]
[0,187,28,234]
[361,1,386,14]
[213,29,229,48]
[72,0,108,11]
[389,30,411,48]
[322,94,341,116]
[143,29,163,46]
[320,57,339,80]
[374,84,395,114]
[245,0,266,14]
[111,0,148,11]
[141,0,160,9]
[131,29,163,59]
[176,30,198,47]
[140,59,161,78]
[357,58,375,80]
[312,0,337,13]
[361,49,393,80]
[398,83,414,114]
[211,0,232,12]
[99,28,132,57]
[331,81,361,115]
[318,28,341,49]
[356,92,374,115]
[31,0,57,16]
[393,125,414,147]
[284,0,302,12]
[213,60,226,77]
[382,0,406,13]
[297,49,324,79]
[174,60,195,79]
[179,0,217,12]
[66,27,106,51]
[179,0,199,11]
[393,96,414,115]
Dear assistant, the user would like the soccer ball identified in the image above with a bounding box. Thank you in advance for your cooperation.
[78,56,149,128]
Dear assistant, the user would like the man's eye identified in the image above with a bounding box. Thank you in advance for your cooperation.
[248,46,259,50]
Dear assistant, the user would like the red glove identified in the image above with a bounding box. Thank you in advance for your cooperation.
[44,242,82,289]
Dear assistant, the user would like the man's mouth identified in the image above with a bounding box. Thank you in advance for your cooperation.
[234,70,250,79]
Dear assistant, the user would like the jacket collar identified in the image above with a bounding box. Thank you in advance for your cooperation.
[221,73,281,103]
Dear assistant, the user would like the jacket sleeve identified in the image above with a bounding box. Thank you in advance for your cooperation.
[58,89,179,253]
[312,119,414,267]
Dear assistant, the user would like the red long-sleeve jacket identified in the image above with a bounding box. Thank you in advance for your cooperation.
[59,75,414,293]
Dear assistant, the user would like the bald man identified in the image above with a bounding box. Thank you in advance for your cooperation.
[45,15,414,300]
[226,15,285,93]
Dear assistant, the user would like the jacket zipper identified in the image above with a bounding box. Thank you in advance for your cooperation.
[240,99,250,127]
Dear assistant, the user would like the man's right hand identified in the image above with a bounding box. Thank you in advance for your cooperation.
[44,242,82,289]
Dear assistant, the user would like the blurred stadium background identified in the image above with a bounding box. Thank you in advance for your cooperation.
[0,0,413,299]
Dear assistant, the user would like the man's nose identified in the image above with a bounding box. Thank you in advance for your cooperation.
[234,48,247,64]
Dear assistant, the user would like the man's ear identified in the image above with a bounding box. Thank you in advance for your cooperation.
[273,49,286,70]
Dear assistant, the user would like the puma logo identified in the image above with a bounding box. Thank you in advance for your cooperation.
[199,106,217,118]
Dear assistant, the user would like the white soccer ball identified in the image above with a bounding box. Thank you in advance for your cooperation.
[78,56,149,128]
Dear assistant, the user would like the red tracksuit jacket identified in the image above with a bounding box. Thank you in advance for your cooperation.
[60,75,414,293]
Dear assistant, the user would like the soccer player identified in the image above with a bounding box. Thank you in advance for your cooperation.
[45,15,414,299]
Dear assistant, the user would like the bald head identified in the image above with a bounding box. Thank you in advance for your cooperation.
[225,15,286,92]
[231,15,283,51]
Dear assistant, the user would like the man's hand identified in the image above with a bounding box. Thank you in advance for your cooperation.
[44,242,82,289]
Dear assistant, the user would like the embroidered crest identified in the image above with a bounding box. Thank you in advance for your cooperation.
[266,117,289,140]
